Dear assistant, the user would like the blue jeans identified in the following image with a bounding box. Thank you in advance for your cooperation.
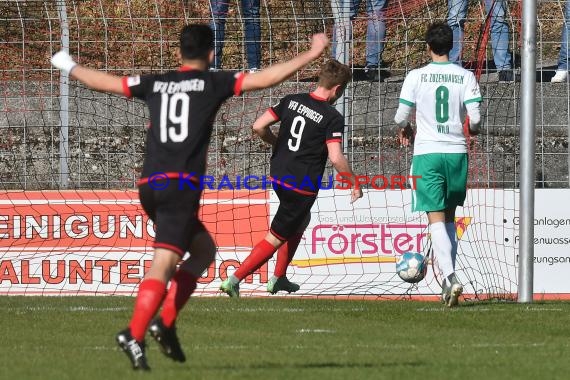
[210,0,261,69]
[332,0,388,67]
[557,1,570,70]
[447,0,512,70]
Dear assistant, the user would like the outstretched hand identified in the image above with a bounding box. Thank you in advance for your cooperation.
[50,50,125,95]
[51,50,77,75]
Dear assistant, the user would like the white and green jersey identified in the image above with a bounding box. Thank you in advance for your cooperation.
[398,62,482,155]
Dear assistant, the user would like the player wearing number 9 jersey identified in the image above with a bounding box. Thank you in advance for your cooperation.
[219,60,363,298]
[51,24,330,371]
[394,22,482,308]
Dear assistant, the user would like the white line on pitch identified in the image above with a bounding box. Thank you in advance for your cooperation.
[453,342,547,348]
[6,306,128,312]
[416,307,564,312]
[297,329,336,333]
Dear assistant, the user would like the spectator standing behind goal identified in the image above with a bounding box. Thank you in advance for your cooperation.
[51,24,328,371]
[210,0,261,71]
[447,0,515,82]
[331,0,389,81]
[552,0,570,82]
[219,60,363,298]
[394,22,482,307]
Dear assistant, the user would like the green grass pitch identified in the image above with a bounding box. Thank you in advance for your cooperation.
[2,296,569,380]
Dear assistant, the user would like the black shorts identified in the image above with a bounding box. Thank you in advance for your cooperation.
[270,184,317,241]
[139,180,203,256]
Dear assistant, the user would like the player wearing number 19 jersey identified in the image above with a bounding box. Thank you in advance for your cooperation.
[220,60,362,298]
[51,24,329,370]
[129,69,245,183]
[394,23,482,308]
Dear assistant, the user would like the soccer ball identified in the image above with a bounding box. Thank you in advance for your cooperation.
[396,252,427,283]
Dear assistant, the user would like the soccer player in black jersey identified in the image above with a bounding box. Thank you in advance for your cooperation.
[51,24,329,371]
[220,60,362,298]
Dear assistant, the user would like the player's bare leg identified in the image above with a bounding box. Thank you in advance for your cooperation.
[151,225,216,362]
[116,248,179,370]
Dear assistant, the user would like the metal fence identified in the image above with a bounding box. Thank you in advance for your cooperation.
[1,0,569,189]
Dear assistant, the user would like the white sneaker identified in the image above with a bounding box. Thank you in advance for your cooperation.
[442,274,463,308]
[248,67,259,73]
[551,70,568,83]
[448,282,463,308]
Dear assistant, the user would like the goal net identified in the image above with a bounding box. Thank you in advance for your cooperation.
[0,0,538,300]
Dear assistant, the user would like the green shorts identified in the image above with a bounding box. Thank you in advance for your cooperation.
[410,153,468,212]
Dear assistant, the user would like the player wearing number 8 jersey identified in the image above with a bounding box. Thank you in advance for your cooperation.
[394,23,482,308]
[220,60,363,298]
[51,24,329,370]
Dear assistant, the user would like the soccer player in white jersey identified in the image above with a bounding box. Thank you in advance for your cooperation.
[394,22,482,307]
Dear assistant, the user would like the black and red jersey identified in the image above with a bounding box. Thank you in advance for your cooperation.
[122,68,246,185]
[269,92,344,194]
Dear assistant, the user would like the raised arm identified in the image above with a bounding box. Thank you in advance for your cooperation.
[51,51,125,96]
[327,141,363,203]
[252,110,279,146]
[240,33,329,93]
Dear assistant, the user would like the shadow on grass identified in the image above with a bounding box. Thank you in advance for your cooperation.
[296,361,424,369]
[198,360,425,370]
